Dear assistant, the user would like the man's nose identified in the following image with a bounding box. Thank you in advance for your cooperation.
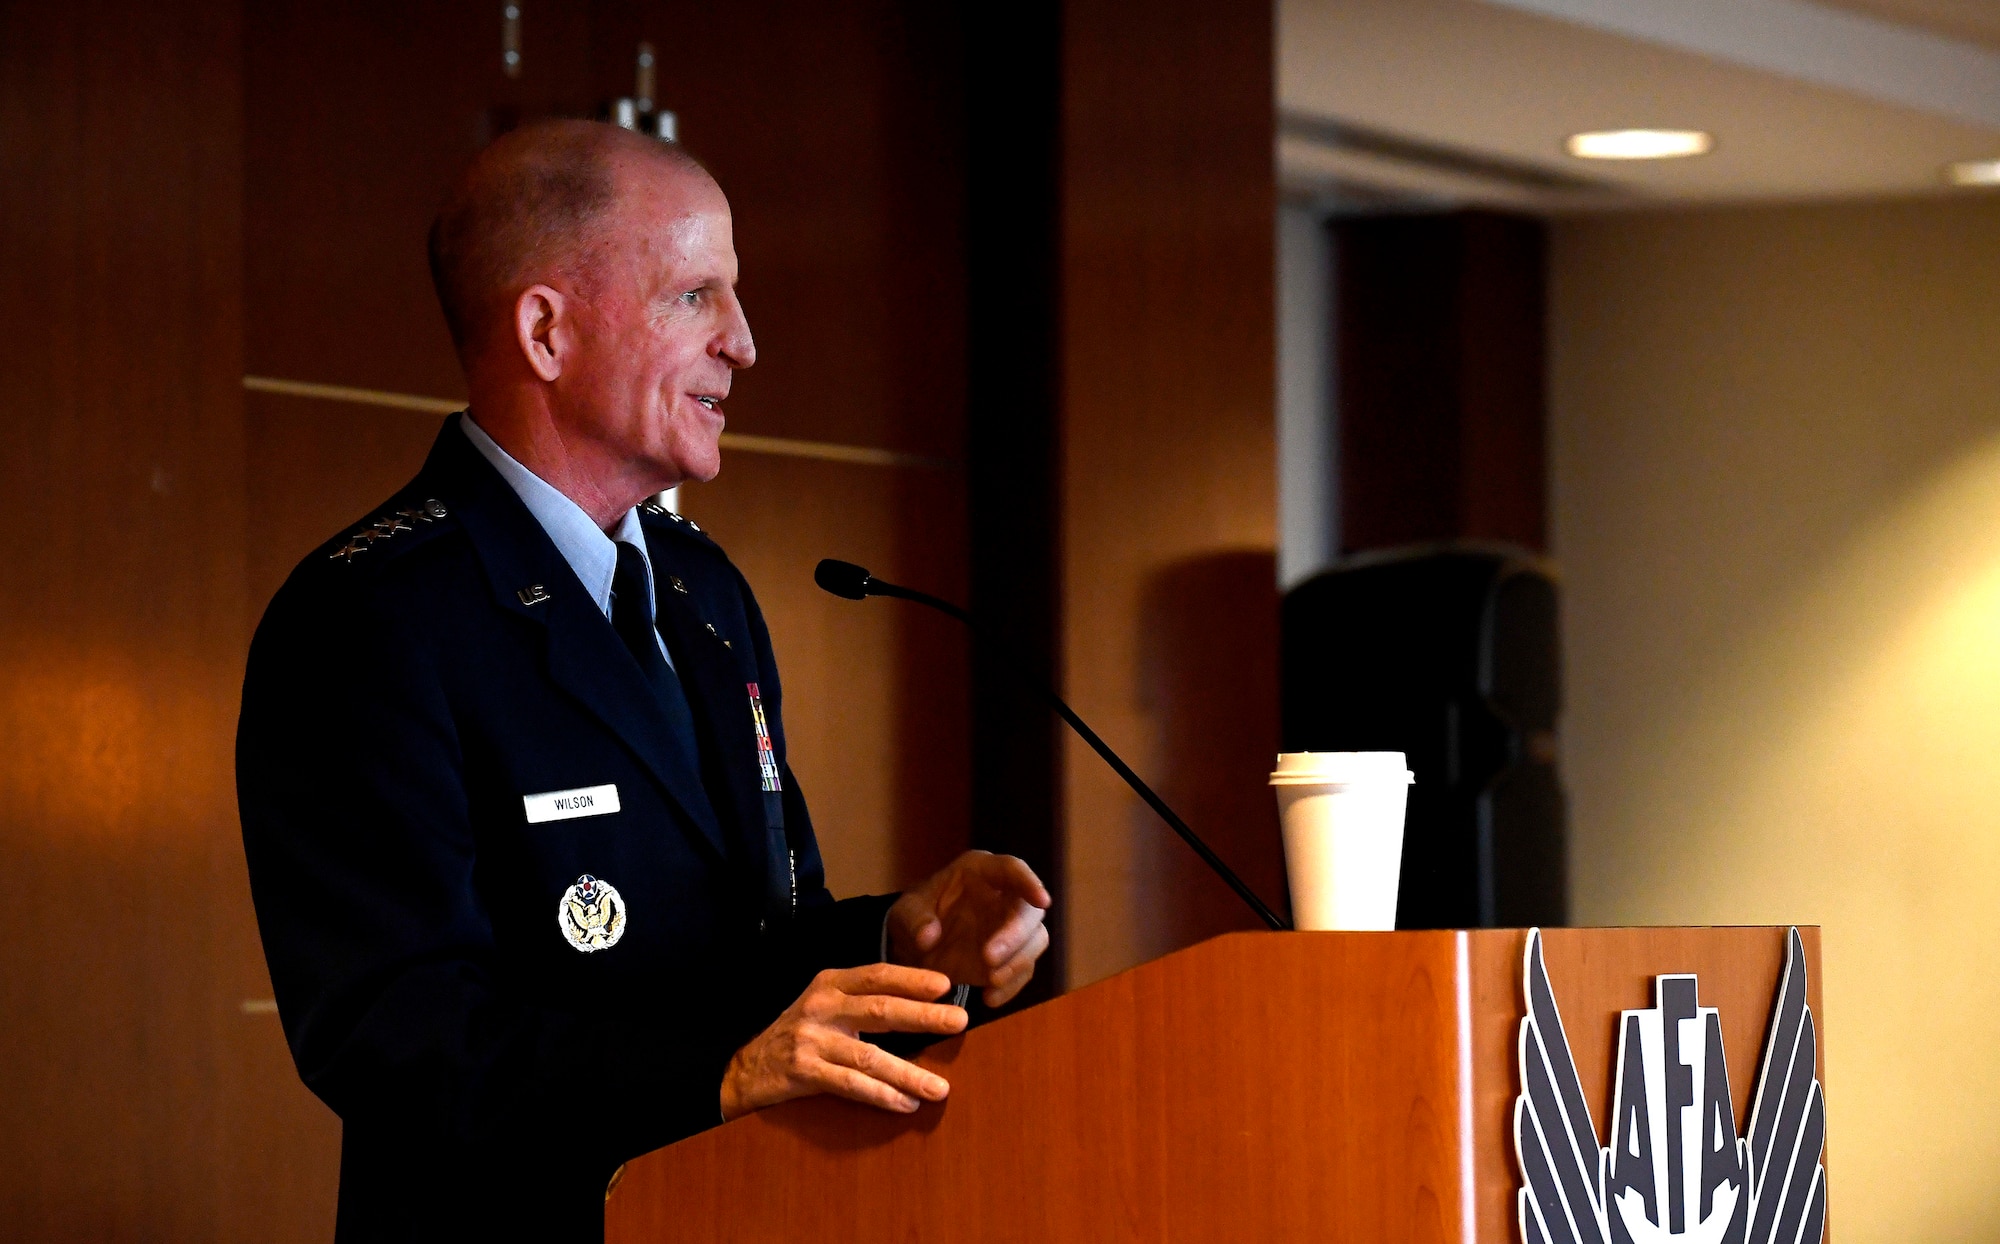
[718,295,756,370]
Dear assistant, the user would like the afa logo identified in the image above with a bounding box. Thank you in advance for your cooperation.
[1513,929,1827,1244]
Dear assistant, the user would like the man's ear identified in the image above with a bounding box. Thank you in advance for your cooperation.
[514,285,567,382]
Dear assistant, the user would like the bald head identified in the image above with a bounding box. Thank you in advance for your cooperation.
[427,119,711,360]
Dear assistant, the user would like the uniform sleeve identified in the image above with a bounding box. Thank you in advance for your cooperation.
[237,572,743,1169]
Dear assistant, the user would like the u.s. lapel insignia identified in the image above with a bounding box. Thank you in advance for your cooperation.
[747,682,782,792]
[557,874,627,952]
[517,584,552,606]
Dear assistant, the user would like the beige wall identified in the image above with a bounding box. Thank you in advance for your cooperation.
[1552,196,2000,1241]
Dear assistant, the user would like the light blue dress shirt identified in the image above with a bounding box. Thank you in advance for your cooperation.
[460,415,674,670]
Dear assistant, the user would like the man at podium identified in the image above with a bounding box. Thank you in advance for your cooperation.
[236,120,1051,1243]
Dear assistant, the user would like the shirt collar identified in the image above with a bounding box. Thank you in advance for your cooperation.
[459,414,653,622]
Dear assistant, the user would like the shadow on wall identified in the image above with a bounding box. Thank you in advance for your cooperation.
[1133,551,1289,955]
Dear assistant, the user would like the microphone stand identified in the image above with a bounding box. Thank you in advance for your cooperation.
[817,559,1290,932]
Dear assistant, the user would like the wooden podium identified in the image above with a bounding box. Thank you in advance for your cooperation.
[605,927,1825,1242]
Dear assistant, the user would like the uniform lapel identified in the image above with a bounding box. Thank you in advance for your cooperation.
[644,535,771,874]
[538,591,727,859]
[427,418,729,861]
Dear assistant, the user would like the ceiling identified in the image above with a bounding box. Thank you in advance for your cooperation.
[1278,0,2000,211]
[1820,0,2000,50]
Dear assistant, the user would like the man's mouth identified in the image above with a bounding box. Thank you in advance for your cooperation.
[694,395,721,412]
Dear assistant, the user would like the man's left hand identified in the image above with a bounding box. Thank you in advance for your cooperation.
[887,850,1052,1008]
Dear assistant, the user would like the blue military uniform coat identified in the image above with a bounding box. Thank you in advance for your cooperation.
[237,415,893,1241]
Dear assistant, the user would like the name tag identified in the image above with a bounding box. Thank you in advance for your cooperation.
[523,784,621,824]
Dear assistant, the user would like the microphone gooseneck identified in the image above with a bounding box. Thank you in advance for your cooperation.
[813,558,1289,932]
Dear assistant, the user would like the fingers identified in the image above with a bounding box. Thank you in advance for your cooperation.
[813,1061,924,1114]
[982,923,1050,1007]
[824,991,968,1036]
[933,852,1051,970]
[808,964,967,1034]
[885,891,945,964]
[964,851,1052,908]
[720,968,965,1121]
[980,898,1049,969]
[825,961,954,1000]
[997,923,1050,985]
[819,1034,951,1111]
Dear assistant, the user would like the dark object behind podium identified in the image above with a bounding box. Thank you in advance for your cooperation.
[1281,545,1567,929]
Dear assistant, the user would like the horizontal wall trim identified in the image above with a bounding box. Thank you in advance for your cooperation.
[242,375,956,470]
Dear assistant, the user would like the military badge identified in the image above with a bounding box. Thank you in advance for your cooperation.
[1513,928,1826,1244]
[328,498,447,561]
[557,874,627,953]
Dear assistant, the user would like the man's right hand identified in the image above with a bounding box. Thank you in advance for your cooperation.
[719,963,968,1121]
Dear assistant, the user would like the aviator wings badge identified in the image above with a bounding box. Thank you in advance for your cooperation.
[1513,928,1827,1244]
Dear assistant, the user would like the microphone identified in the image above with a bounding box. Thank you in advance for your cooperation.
[815,558,1289,931]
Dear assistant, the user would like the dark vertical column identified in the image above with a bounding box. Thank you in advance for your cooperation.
[965,2,1065,997]
[1458,213,1549,551]
[1313,209,1562,931]
[1334,210,1547,553]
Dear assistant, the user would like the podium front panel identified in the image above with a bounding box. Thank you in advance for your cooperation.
[606,927,1823,1243]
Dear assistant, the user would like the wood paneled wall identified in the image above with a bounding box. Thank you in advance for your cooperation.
[0,0,257,1238]
[1058,0,1283,987]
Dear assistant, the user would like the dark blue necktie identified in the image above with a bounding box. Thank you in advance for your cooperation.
[610,541,703,770]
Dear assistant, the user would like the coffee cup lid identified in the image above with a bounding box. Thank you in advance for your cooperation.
[1269,751,1414,786]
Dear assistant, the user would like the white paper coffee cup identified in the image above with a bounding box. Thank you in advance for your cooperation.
[1270,752,1414,931]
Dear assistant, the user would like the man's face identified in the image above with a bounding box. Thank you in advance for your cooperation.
[556,159,754,489]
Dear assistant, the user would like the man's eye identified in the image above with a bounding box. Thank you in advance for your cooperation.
[678,290,700,306]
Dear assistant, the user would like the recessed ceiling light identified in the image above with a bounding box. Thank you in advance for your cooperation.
[1946,159,2000,187]
[1564,129,1715,161]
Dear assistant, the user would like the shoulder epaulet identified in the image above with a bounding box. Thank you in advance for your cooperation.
[324,496,457,566]
[639,498,714,541]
